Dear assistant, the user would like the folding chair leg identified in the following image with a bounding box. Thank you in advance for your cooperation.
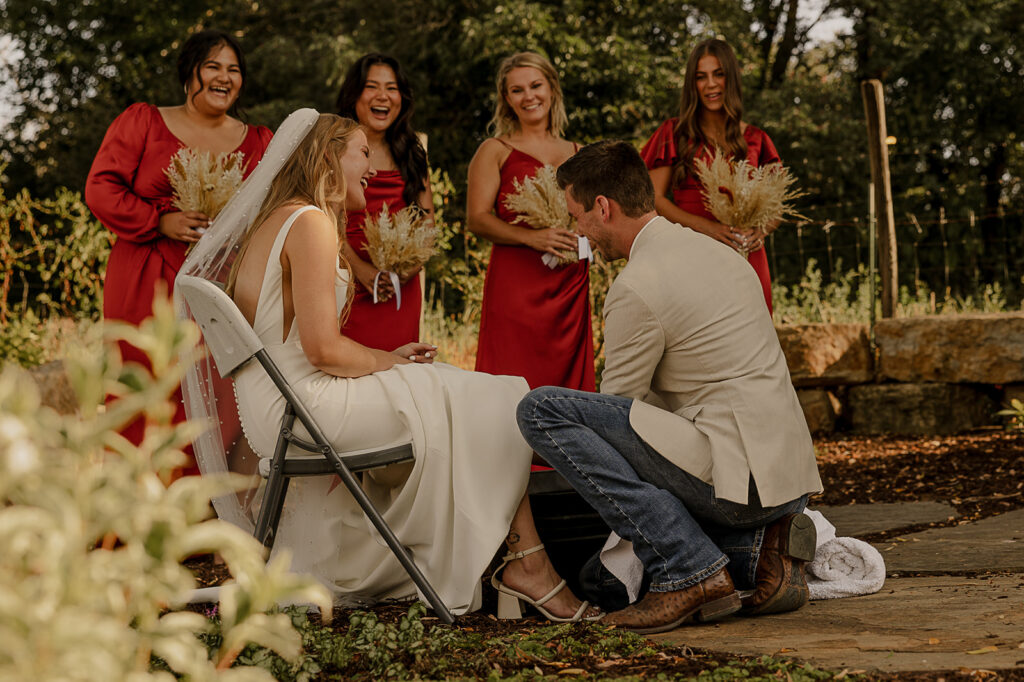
[255,405,300,550]
[254,472,289,549]
[322,446,455,624]
[256,351,455,624]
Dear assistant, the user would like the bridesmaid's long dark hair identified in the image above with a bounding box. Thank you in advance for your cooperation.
[336,53,429,209]
[673,38,747,187]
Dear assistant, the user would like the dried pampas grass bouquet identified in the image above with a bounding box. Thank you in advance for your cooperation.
[695,151,806,243]
[362,204,438,280]
[503,164,578,265]
[165,148,245,219]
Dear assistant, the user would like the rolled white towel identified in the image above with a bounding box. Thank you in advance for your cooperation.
[804,508,886,600]
[599,508,885,603]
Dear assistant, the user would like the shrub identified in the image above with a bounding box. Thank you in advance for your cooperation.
[0,294,331,680]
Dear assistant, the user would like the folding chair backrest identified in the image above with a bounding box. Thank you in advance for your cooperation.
[177,275,264,378]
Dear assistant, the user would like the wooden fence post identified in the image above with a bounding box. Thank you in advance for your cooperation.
[860,79,898,318]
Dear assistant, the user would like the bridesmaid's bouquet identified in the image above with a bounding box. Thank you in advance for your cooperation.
[362,204,437,307]
[695,152,806,256]
[502,164,581,267]
[165,148,245,220]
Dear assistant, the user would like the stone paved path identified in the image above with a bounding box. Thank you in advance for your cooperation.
[653,504,1024,674]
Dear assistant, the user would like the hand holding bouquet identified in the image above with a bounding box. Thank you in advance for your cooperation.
[695,152,806,256]
[502,164,585,267]
[362,204,438,309]
[165,148,245,224]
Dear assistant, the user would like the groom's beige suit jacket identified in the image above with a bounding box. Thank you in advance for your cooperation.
[601,216,822,507]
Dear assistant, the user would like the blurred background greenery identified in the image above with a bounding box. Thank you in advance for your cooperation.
[1,0,1021,368]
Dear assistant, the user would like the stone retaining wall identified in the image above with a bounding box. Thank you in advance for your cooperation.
[779,313,1024,435]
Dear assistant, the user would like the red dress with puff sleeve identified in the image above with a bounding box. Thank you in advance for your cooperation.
[640,118,779,314]
[85,102,272,473]
[474,147,595,392]
[342,170,423,350]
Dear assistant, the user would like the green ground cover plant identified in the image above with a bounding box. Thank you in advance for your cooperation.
[185,602,846,681]
[0,294,332,680]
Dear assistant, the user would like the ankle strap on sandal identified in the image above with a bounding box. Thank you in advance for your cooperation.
[501,543,545,562]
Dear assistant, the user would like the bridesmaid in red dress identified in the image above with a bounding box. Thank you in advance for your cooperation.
[641,38,780,315]
[336,53,433,350]
[85,30,272,476]
[467,52,595,392]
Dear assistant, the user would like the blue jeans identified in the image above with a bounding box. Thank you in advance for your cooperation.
[516,387,807,600]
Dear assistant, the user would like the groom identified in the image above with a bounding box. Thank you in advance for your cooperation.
[516,140,823,633]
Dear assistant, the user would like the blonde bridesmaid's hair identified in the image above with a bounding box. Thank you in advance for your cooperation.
[489,51,568,138]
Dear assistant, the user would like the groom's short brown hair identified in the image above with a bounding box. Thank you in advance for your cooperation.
[556,140,655,218]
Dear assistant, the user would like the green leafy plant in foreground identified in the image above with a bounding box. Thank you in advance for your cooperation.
[0,293,331,680]
[996,398,1024,430]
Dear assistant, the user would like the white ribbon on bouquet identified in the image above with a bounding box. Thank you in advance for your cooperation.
[372,269,402,309]
[541,234,594,269]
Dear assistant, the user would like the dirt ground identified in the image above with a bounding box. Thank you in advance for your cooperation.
[185,429,1024,680]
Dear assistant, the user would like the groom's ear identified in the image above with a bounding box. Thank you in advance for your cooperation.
[595,195,611,221]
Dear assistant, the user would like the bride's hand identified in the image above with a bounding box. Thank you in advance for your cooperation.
[393,342,437,364]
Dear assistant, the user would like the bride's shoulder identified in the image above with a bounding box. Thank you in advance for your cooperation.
[287,205,332,232]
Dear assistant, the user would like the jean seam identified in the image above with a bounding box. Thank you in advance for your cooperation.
[649,555,729,591]
[530,393,679,584]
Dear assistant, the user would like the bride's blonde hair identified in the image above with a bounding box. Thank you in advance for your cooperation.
[227,114,361,322]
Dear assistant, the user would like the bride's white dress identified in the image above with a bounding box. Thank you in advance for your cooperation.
[233,206,532,613]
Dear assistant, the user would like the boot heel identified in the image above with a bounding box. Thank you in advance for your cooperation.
[496,590,524,619]
[696,592,741,622]
[784,514,817,562]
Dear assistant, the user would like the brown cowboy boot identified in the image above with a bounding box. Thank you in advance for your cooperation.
[743,512,816,615]
[601,566,741,634]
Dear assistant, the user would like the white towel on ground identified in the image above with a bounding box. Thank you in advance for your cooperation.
[804,508,886,600]
[598,508,886,603]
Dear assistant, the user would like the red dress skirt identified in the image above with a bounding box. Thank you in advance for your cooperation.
[474,148,595,391]
[85,102,272,475]
[641,118,779,315]
[342,170,422,350]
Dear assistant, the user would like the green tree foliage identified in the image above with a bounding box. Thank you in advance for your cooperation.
[2,0,1021,304]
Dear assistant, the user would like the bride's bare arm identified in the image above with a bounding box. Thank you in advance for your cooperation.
[284,210,410,377]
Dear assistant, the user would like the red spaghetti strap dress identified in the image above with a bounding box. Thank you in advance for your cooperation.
[474,147,595,392]
[641,118,780,315]
[342,170,423,350]
[85,102,272,476]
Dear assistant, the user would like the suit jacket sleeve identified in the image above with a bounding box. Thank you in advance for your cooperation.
[600,278,665,400]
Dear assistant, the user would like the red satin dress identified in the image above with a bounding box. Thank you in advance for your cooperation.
[641,118,780,315]
[85,102,272,475]
[475,146,595,392]
[343,170,422,350]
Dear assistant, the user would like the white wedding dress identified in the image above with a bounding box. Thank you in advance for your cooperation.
[233,205,532,613]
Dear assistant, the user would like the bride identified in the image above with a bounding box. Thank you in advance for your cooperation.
[177,110,598,620]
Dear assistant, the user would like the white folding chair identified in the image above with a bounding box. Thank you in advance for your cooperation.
[177,275,454,624]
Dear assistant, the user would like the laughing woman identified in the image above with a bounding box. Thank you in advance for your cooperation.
[85,29,272,475]
[641,38,780,314]
[467,52,595,392]
[335,53,433,350]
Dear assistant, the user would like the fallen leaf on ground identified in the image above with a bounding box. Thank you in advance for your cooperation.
[966,646,999,654]
[928,638,940,644]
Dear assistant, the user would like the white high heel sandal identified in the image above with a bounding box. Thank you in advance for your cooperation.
[490,544,601,622]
